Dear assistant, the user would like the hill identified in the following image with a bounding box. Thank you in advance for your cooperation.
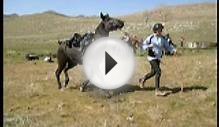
[42,10,70,17]
[4,13,19,18]
[120,3,216,42]
[4,11,99,41]
[3,3,217,44]
[121,3,216,21]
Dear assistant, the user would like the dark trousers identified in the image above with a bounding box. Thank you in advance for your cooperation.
[143,59,161,90]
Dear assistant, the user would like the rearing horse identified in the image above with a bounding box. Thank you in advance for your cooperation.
[55,12,124,91]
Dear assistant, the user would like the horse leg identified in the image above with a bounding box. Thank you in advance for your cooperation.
[55,64,66,89]
[63,67,70,89]
[80,80,90,92]
[133,42,137,54]
[63,63,76,88]
[103,90,112,98]
[55,57,67,89]
[133,46,137,54]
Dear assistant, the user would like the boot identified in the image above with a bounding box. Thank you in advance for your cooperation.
[155,89,167,96]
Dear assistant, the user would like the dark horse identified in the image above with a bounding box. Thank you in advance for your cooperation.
[80,32,95,54]
[55,12,124,90]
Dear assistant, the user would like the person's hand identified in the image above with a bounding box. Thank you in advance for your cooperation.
[170,49,177,55]
[148,43,154,48]
[173,49,177,54]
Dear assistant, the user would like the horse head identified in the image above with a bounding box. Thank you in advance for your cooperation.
[95,12,124,38]
[100,12,124,31]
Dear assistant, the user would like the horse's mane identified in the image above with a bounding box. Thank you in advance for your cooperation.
[81,32,95,40]
[94,22,109,38]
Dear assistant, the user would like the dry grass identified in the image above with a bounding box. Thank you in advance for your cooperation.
[3,3,217,127]
[4,48,217,127]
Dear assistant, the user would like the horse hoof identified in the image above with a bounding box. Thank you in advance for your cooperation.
[79,87,84,92]
[60,88,65,92]
[64,85,69,89]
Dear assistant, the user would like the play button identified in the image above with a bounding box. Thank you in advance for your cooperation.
[105,51,117,75]
[82,37,135,90]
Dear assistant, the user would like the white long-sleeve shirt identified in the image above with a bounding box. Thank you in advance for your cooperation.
[142,34,176,61]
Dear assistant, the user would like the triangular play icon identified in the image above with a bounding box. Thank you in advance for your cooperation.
[105,51,117,75]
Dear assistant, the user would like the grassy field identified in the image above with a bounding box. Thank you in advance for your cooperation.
[4,3,217,127]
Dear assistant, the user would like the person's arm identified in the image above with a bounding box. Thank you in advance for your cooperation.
[163,39,176,55]
[142,36,153,50]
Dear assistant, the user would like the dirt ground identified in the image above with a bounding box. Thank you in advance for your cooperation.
[4,48,217,127]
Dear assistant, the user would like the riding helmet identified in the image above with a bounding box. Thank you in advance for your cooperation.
[153,23,164,32]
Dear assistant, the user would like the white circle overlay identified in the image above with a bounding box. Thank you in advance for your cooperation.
[82,37,135,90]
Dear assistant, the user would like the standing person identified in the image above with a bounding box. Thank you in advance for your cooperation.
[138,23,176,96]
[180,36,185,48]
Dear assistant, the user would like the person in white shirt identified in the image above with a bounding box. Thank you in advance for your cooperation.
[139,23,176,96]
